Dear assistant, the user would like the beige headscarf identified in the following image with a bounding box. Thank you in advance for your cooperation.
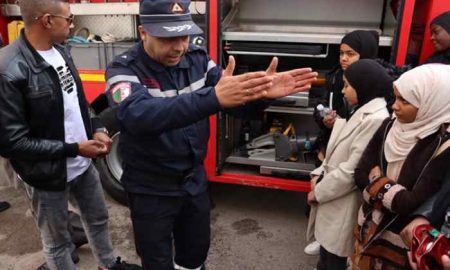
[384,64,450,162]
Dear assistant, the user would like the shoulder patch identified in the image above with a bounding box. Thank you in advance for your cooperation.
[111,82,132,103]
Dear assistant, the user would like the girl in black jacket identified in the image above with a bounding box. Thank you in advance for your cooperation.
[313,30,380,156]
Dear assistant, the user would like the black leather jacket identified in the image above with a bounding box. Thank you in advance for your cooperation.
[0,32,102,191]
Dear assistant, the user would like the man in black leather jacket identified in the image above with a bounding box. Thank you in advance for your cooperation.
[0,0,140,269]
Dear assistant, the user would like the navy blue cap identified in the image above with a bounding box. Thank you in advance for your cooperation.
[139,0,203,37]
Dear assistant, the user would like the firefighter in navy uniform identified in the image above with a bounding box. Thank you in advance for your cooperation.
[105,0,317,269]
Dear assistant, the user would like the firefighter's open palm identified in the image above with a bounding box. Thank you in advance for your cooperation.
[265,57,318,99]
[215,56,272,108]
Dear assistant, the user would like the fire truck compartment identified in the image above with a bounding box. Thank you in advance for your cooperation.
[222,0,396,46]
[215,0,398,179]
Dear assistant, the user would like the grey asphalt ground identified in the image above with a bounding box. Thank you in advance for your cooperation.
[0,182,317,270]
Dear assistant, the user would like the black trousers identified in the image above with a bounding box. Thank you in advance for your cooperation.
[317,246,347,270]
[128,191,210,270]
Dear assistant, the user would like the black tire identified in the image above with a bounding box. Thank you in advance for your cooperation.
[95,108,128,206]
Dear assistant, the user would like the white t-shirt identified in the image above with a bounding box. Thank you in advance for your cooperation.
[38,47,90,182]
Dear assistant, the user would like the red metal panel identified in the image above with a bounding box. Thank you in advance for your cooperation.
[82,81,105,104]
[205,115,218,178]
[78,69,106,104]
[207,0,218,62]
[0,15,9,44]
[78,69,105,75]
[209,173,310,192]
[418,0,450,63]
[395,0,416,65]
[205,0,219,179]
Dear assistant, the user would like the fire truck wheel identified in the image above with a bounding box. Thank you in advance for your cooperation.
[95,108,128,206]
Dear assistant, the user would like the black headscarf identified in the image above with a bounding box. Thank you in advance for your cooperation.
[431,11,450,34]
[344,59,394,111]
[341,30,380,59]
[425,11,450,64]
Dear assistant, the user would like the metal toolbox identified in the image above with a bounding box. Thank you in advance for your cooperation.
[69,42,136,70]
[105,42,135,64]
[69,43,107,70]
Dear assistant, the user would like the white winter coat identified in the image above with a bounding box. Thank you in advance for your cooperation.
[307,98,389,257]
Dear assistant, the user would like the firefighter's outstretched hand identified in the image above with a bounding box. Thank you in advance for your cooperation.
[286,67,318,92]
[265,57,318,99]
[216,56,272,108]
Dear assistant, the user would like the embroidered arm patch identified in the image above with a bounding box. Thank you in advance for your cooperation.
[111,82,132,104]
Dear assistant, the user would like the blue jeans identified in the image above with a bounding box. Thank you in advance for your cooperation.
[23,164,116,270]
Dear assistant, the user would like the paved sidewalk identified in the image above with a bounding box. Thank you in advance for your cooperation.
[0,186,139,270]
[0,183,317,270]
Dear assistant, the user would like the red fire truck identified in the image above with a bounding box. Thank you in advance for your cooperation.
[0,0,449,204]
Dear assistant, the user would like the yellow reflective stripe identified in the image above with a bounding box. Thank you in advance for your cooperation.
[79,73,105,82]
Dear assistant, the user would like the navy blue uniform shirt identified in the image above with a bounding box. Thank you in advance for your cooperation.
[106,42,269,196]
[105,42,222,196]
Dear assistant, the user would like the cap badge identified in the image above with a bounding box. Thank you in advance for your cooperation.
[171,2,184,14]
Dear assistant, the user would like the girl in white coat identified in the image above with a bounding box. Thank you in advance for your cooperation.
[307,59,393,270]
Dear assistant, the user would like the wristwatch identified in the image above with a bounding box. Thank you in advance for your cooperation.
[95,127,109,136]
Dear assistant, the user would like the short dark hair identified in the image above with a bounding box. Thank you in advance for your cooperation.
[19,0,68,27]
